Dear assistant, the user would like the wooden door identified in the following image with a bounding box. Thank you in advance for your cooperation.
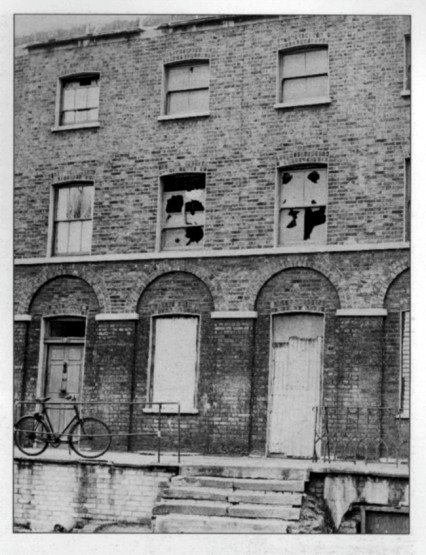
[45,344,83,432]
[268,313,323,457]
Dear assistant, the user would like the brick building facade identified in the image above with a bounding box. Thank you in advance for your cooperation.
[14,15,410,458]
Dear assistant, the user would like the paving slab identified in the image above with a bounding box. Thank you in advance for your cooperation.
[153,499,228,517]
[163,486,231,502]
[227,491,303,506]
[227,503,300,521]
[154,514,290,533]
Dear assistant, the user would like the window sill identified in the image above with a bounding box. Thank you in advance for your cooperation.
[397,412,409,420]
[142,407,199,415]
[274,97,331,109]
[400,89,411,97]
[158,112,210,121]
[51,122,100,132]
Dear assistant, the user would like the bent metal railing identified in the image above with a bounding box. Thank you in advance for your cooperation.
[14,400,181,463]
[312,406,409,466]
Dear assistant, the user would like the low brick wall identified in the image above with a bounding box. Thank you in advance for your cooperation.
[14,458,177,532]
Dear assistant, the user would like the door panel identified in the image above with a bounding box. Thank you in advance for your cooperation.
[268,314,323,457]
[45,344,83,432]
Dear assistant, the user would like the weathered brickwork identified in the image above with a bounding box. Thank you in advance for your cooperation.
[14,15,410,458]
[15,15,410,257]
[14,458,174,531]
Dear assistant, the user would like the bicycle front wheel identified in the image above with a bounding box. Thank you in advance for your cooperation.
[14,416,49,456]
[69,418,111,459]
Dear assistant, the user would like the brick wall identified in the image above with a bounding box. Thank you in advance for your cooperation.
[14,458,174,531]
[14,15,410,258]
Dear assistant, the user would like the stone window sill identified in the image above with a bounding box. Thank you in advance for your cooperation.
[158,112,210,121]
[398,412,409,420]
[274,97,331,109]
[142,407,199,415]
[400,89,411,97]
[51,122,100,132]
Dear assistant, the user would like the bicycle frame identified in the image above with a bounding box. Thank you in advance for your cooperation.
[35,401,81,446]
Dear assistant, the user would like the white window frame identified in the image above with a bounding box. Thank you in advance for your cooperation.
[48,181,95,257]
[159,60,210,120]
[145,313,200,414]
[275,165,328,247]
[400,310,410,418]
[404,157,410,242]
[53,72,101,131]
[157,172,206,252]
[275,46,331,109]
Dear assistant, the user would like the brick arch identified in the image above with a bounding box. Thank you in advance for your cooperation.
[243,257,343,311]
[19,266,109,314]
[158,160,210,175]
[275,149,329,168]
[277,34,329,52]
[126,261,227,312]
[163,47,211,65]
[383,266,410,308]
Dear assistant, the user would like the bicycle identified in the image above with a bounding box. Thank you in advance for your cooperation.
[14,395,112,459]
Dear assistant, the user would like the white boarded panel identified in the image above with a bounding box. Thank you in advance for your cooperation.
[62,88,75,110]
[282,52,306,78]
[55,188,70,220]
[75,110,89,123]
[152,317,198,411]
[304,168,327,205]
[75,87,88,109]
[168,91,189,114]
[305,75,328,98]
[187,89,209,112]
[80,186,93,219]
[305,49,328,75]
[188,63,210,88]
[168,65,190,91]
[269,337,322,457]
[62,111,75,124]
[87,85,99,108]
[80,221,92,253]
[282,77,306,102]
[280,170,304,206]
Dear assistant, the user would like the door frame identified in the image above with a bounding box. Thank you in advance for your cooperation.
[265,310,325,457]
[36,314,88,400]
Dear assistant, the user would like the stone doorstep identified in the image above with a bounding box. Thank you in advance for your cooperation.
[154,514,291,534]
[163,486,303,506]
[175,476,306,492]
[180,465,309,481]
[153,499,301,521]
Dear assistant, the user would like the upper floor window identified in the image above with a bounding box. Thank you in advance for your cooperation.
[278,166,327,245]
[405,158,410,241]
[278,47,329,107]
[400,310,410,416]
[59,74,100,126]
[164,61,210,117]
[404,35,411,93]
[160,173,206,250]
[52,183,94,256]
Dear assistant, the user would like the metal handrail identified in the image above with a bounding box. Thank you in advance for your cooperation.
[14,400,181,463]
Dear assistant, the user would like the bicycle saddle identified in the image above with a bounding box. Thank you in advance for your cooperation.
[35,397,51,403]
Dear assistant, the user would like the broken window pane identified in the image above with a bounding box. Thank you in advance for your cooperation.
[304,207,327,242]
[280,208,304,243]
[304,168,327,205]
[281,171,304,206]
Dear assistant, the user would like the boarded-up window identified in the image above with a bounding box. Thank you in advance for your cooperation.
[165,61,209,115]
[53,183,94,255]
[401,310,410,415]
[150,316,199,411]
[280,47,329,104]
[161,173,206,250]
[278,166,327,245]
[60,75,99,125]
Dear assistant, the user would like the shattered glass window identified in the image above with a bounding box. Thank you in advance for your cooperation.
[280,47,328,103]
[161,173,206,250]
[279,167,327,245]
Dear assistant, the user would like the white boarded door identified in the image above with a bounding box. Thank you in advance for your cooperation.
[151,316,198,412]
[268,313,323,457]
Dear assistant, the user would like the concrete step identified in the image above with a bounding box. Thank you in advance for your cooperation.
[153,499,228,517]
[173,475,305,492]
[227,503,300,521]
[180,465,309,481]
[164,485,303,506]
[154,514,291,533]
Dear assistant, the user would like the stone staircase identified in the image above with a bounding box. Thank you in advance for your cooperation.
[153,465,308,533]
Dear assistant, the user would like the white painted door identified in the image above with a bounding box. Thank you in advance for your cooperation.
[45,344,83,432]
[268,314,323,457]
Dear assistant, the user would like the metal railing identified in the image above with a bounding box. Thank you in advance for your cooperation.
[14,399,182,463]
[313,406,409,465]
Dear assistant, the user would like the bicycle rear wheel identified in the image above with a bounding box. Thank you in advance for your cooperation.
[69,418,111,458]
[14,416,49,456]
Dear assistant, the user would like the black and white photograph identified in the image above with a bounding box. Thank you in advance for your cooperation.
[5,1,426,552]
